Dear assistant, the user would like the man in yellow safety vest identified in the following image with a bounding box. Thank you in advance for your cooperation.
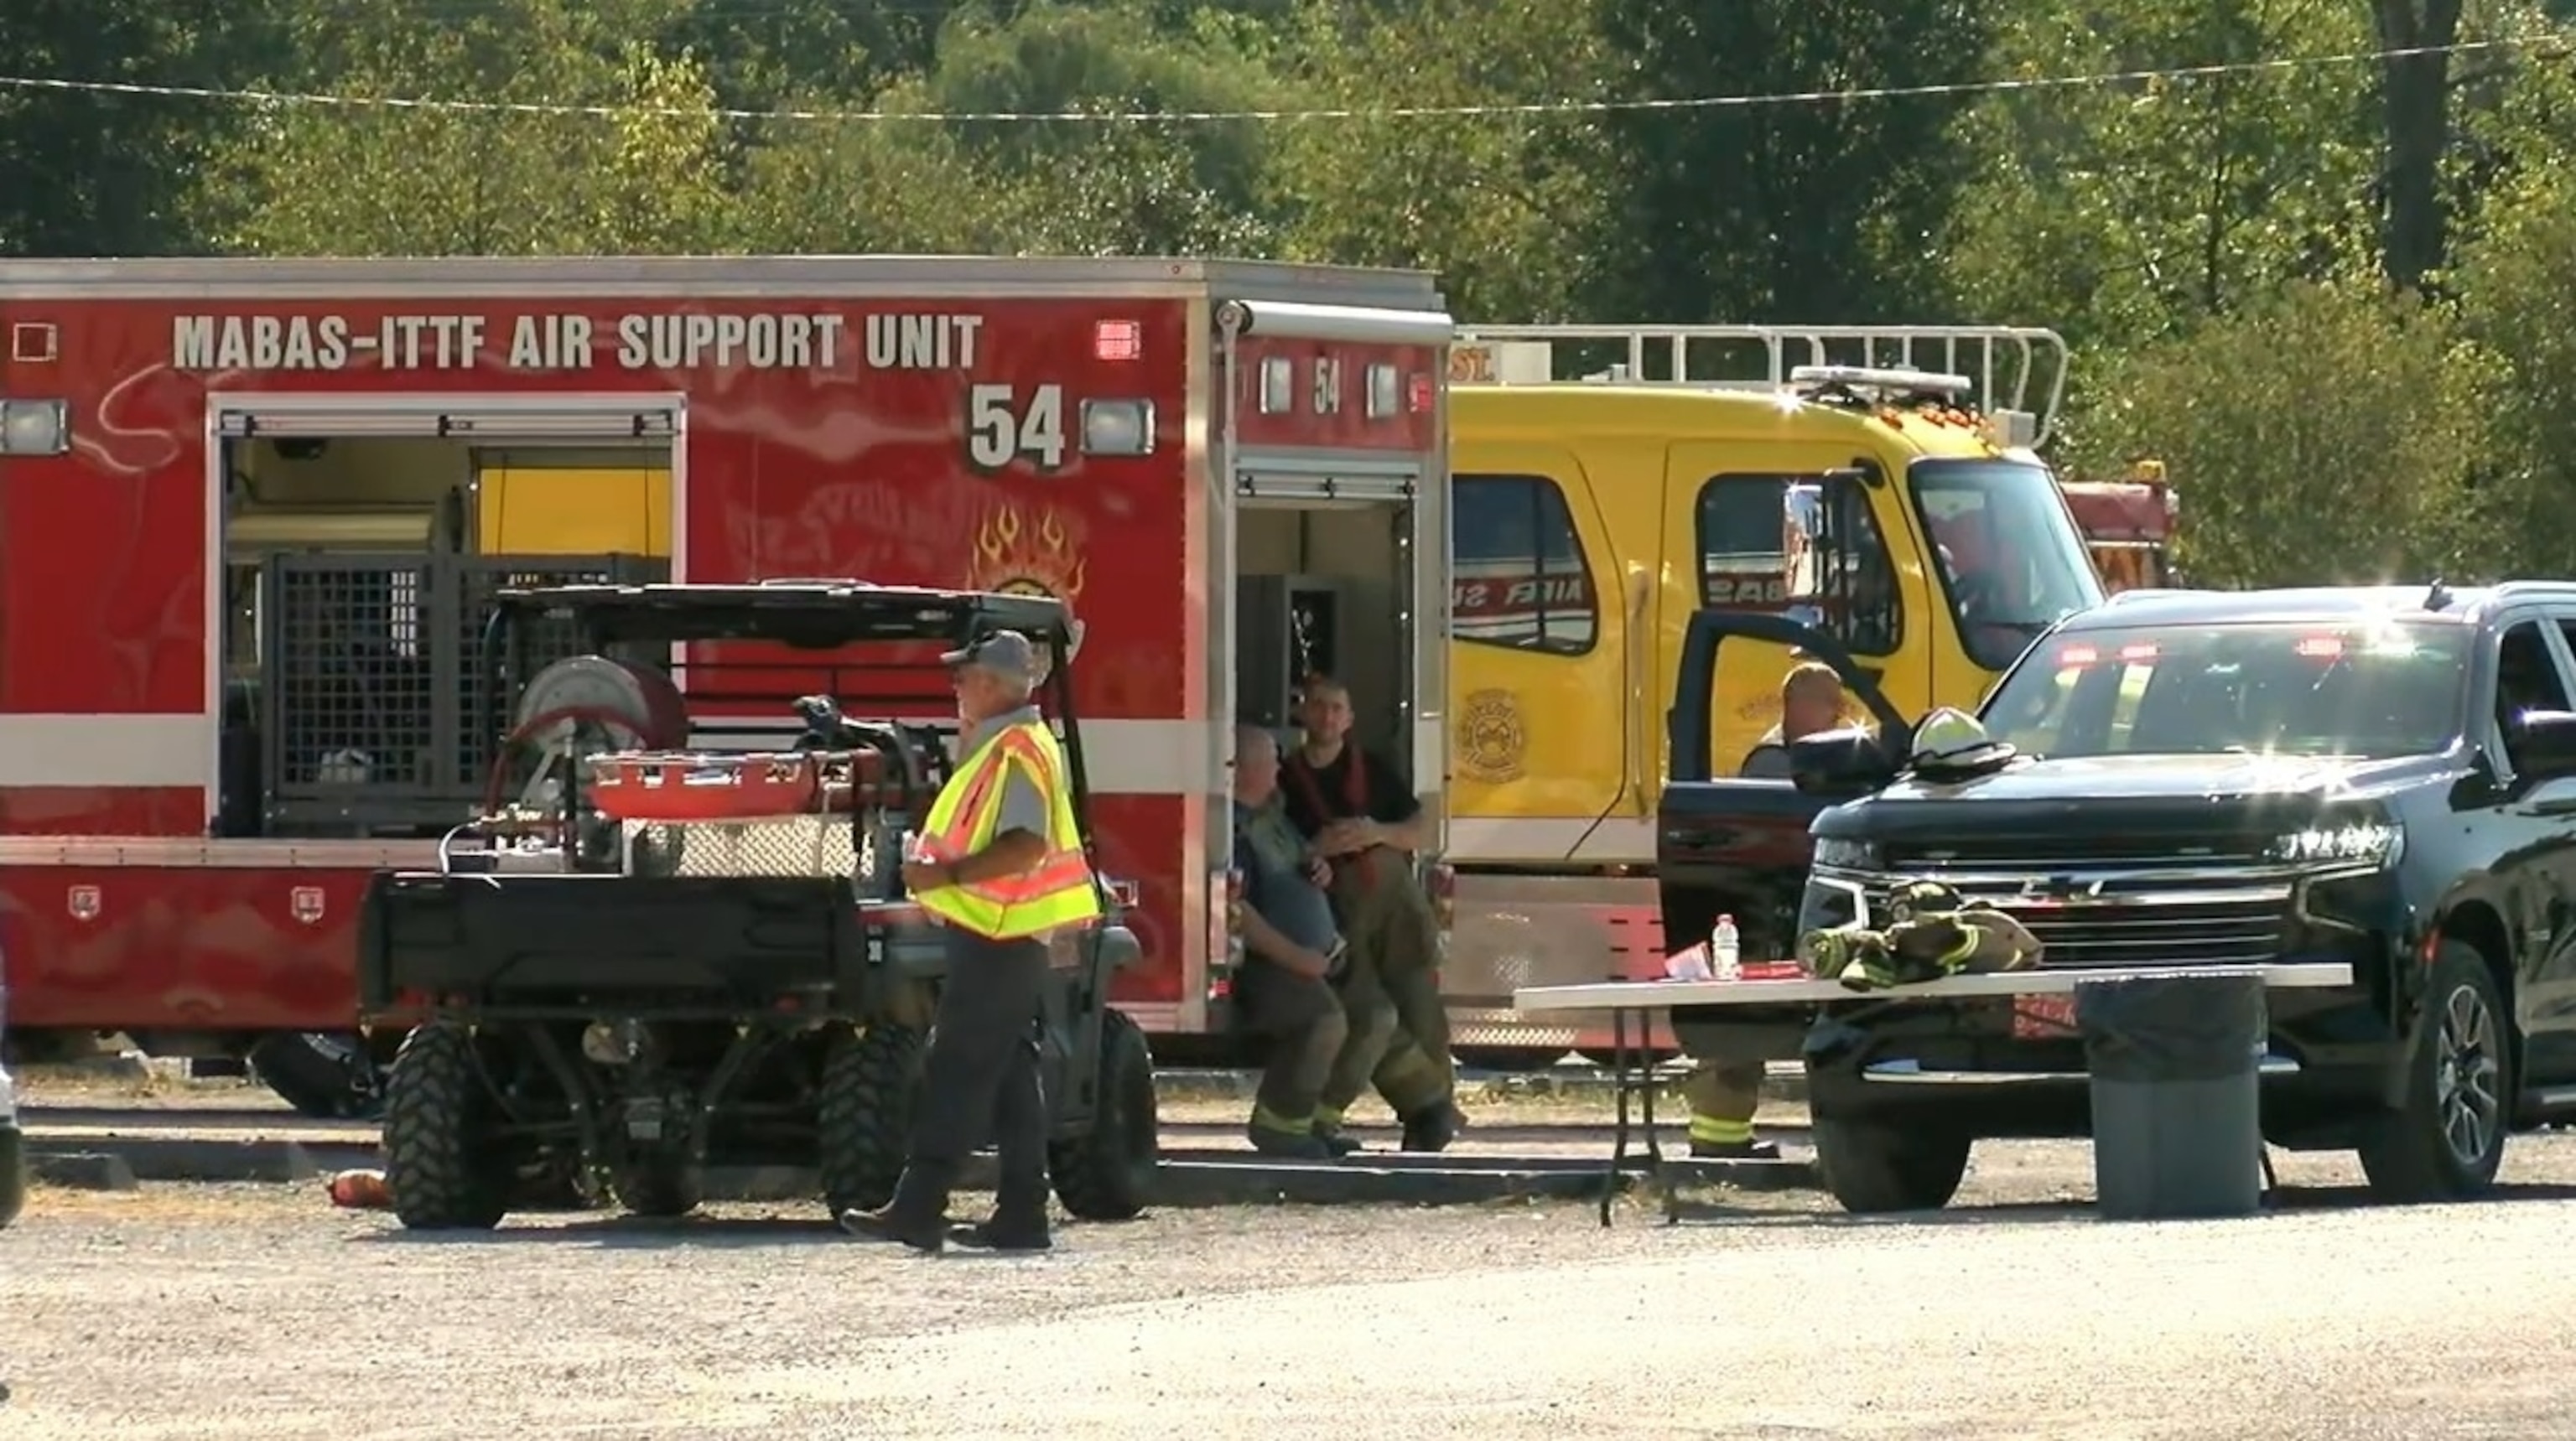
[840,630,1102,1256]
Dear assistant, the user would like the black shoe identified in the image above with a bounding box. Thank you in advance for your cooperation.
[952,1220,1053,1253]
[1311,1127,1363,1157]
[1246,1122,1334,1159]
[839,1205,947,1254]
[1690,1138,1782,1161]
[1399,1101,1460,1154]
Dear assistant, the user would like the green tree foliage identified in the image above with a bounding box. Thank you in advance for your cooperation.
[1261,0,1615,321]
[2070,281,2490,586]
[0,0,277,256]
[1940,0,2380,350]
[2451,33,2576,576]
[194,0,732,256]
[1587,0,1991,322]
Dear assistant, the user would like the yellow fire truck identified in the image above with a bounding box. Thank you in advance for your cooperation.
[1435,324,2111,1063]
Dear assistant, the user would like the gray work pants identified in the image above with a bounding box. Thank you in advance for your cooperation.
[895,927,1052,1220]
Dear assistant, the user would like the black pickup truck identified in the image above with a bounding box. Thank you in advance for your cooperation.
[1659,586,2576,1212]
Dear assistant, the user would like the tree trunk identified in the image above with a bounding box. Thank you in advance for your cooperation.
[2375,0,2463,292]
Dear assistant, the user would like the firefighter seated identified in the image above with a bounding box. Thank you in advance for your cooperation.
[1228,724,1389,1161]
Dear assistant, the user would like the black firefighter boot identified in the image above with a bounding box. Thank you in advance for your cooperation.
[839,1163,953,1255]
[1398,1098,1462,1153]
[954,1161,1053,1253]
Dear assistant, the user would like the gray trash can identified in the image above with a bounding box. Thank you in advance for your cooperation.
[2073,972,2267,1221]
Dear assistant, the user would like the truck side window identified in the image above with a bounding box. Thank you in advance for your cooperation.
[2499,621,2573,766]
[1452,473,1598,655]
[1696,474,1900,656]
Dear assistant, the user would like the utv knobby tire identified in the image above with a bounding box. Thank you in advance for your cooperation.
[1814,1117,1972,1214]
[382,1024,510,1231]
[2359,942,2514,1204]
[1049,1008,1160,1221]
[610,1161,704,1219]
[818,1024,925,1218]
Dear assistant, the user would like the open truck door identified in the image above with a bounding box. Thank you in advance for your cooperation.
[1656,609,1913,1055]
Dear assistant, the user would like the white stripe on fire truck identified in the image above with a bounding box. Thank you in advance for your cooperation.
[0,713,216,788]
[0,713,1216,796]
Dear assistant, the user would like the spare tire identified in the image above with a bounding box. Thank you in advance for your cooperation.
[249,1031,386,1122]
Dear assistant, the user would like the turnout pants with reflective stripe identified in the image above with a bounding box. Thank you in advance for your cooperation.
[1682,1060,1764,1145]
[891,927,1052,1221]
[1317,847,1453,1119]
[1233,960,1348,1129]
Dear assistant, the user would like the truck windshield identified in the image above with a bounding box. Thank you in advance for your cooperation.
[1912,459,2104,671]
[1982,622,2471,760]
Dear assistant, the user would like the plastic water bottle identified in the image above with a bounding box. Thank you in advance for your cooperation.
[1710,914,1742,982]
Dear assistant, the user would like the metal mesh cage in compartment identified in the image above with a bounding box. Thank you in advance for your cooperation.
[623,816,875,880]
[263,557,441,792]
[259,552,667,832]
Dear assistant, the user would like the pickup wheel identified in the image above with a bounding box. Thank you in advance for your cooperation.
[382,1024,511,1231]
[1814,1117,1972,1214]
[818,1024,924,1218]
[610,1160,704,1219]
[2359,943,2512,1203]
[1049,1009,1160,1221]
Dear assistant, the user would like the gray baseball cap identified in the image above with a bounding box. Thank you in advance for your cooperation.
[941,630,1041,682]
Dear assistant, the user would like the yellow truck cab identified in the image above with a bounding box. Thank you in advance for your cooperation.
[1436,324,2107,1062]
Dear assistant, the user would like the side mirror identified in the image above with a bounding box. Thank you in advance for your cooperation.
[2513,710,2576,780]
[1788,726,1899,795]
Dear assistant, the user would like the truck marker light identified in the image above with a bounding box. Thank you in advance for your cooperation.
[1367,363,1400,418]
[1078,398,1155,457]
[1409,374,1436,413]
[0,398,70,455]
[10,323,56,363]
[2116,642,2159,662]
[2055,644,2099,668]
[2294,635,2345,659]
[1094,319,1143,362]
[1259,356,1295,414]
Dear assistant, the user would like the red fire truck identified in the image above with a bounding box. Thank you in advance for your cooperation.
[0,256,1454,1096]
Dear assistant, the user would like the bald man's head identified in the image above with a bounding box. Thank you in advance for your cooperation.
[1233,724,1281,803]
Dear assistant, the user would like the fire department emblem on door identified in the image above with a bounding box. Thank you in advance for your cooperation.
[1457,688,1528,784]
[291,886,327,925]
[965,502,1089,671]
[66,884,101,920]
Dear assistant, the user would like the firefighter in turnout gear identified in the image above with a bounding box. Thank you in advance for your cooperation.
[1281,676,1462,1153]
[1227,724,1410,1159]
[842,630,1102,1256]
[1682,661,1848,1159]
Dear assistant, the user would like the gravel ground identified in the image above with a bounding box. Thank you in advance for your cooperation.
[9,1128,2576,1439]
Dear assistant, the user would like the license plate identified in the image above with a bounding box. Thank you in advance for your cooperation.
[2010,993,2079,1039]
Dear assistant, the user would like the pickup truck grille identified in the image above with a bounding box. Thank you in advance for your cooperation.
[1858,873,2293,969]
[1883,834,2272,870]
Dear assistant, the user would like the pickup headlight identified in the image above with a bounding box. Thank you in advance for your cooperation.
[1813,836,1881,872]
[2270,821,2402,868]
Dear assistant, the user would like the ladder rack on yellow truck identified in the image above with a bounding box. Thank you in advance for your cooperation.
[1435,319,2103,1068]
[1449,323,2072,447]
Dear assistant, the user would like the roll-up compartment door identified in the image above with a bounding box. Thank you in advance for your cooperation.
[214,403,678,441]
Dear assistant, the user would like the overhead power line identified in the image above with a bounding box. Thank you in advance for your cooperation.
[0,37,2553,127]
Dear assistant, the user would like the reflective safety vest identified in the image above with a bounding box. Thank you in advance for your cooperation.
[913,718,1103,940]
